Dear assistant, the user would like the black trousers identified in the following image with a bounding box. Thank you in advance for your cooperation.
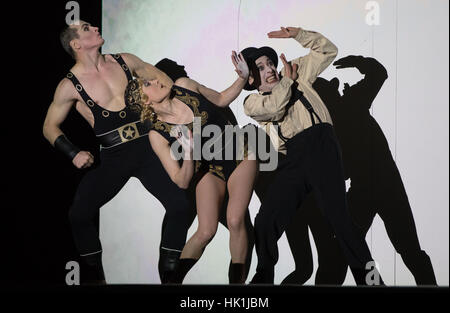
[68,137,192,257]
[254,123,373,271]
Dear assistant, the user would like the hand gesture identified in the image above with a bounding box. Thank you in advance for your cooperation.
[72,151,94,169]
[334,55,366,75]
[231,51,249,79]
[280,53,298,81]
[268,27,300,39]
[333,56,362,69]
[170,125,193,159]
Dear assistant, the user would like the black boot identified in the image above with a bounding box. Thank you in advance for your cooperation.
[81,253,106,285]
[81,264,106,285]
[169,258,198,284]
[249,267,274,284]
[158,248,181,284]
[228,263,246,284]
[403,250,437,285]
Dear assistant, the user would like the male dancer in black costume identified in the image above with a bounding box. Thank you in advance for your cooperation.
[43,21,192,284]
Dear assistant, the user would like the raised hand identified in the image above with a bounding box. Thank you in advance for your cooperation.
[231,51,249,79]
[333,56,362,69]
[280,53,298,81]
[268,27,300,39]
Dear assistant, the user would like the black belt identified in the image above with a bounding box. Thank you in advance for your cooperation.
[97,120,151,148]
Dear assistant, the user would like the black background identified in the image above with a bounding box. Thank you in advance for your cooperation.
[4,0,102,285]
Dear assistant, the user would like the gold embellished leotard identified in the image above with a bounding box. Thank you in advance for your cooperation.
[152,85,249,182]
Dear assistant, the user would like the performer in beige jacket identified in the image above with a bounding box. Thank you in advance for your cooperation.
[241,26,383,285]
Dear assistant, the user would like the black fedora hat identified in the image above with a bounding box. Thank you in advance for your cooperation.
[240,46,278,90]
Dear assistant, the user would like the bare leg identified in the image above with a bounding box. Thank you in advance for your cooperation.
[227,158,258,263]
[180,173,226,259]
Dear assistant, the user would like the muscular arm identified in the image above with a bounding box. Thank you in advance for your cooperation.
[149,131,193,189]
[43,79,94,168]
[43,79,77,145]
[121,53,174,88]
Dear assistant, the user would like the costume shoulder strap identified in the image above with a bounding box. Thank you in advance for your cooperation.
[65,72,100,111]
[111,53,133,82]
[151,120,177,145]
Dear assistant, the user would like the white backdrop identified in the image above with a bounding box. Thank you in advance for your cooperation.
[99,0,449,285]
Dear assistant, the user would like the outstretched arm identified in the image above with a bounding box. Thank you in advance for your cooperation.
[334,55,388,109]
[43,79,94,169]
[269,26,338,84]
[122,53,174,88]
[178,51,249,108]
[149,127,194,189]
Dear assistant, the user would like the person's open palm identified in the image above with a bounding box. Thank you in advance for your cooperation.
[231,51,249,79]
[333,56,360,69]
[280,53,298,81]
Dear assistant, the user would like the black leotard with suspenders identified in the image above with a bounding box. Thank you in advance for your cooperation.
[65,54,192,268]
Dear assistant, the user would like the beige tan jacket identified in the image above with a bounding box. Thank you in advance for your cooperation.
[243,28,338,154]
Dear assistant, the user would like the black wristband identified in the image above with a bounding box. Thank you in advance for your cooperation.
[54,135,81,160]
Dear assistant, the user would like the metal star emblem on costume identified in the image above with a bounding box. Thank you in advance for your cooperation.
[122,126,136,139]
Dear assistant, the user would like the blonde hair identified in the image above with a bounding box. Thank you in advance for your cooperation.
[124,78,158,123]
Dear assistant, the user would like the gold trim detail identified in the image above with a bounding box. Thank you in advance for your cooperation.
[118,123,139,142]
[152,88,207,137]
[102,110,110,118]
[87,100,95,107]
[194,161,202,173]
[208,164,225,181]
[153,120,173,133]
[173,88,208,126]
[119,111,127,119]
